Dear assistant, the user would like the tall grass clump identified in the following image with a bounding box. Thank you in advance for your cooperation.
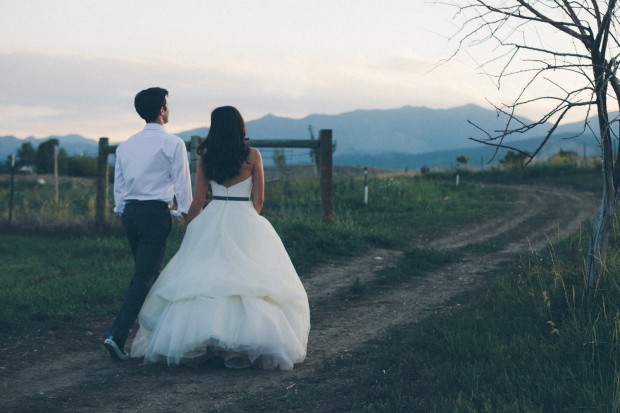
[510,229,620,412]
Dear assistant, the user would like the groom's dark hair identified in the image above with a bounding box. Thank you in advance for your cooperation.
[134,87,168,123]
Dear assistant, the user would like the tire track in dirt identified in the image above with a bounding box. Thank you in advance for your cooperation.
[0,185,598,413]
[429,185,595,251]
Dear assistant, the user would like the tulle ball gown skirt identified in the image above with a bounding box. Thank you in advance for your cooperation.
[131,178,310,370]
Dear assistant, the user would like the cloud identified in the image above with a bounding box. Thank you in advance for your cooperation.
[0,51,502,141]
[0,52,266,140]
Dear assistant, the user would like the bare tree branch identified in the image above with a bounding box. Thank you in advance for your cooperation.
[562,0,591,39]
[475,0,592,43]
[504,43,590,59]
[591,0,602,28]
[447,1,620,290]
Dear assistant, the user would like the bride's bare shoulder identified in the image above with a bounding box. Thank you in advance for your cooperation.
[248,147,263,162]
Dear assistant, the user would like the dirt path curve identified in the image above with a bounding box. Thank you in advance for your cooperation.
[0,185,598,413]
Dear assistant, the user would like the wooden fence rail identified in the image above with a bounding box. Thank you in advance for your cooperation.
[96,130,333,230]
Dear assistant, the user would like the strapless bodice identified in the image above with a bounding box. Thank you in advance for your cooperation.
[210,176,252,198]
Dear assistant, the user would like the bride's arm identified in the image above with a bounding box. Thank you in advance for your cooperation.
[184,158,209,230]
[251,148,265,214]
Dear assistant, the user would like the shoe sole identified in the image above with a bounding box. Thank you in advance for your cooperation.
[104,340,128,361]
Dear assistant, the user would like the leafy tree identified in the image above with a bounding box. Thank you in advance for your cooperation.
[67,156,98,177]
[57,148,70,175]
[500,150,529,168]
[549,150,579,165]
[456,155,469,167]
[17,142,36,167]
[35,139,59,174]
[451,0,620,292]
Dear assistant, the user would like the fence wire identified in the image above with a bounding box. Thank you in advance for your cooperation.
[0,148,324,229]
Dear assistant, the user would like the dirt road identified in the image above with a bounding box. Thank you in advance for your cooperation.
[0,185,598,412]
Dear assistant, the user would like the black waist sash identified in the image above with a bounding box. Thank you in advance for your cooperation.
[212,196,250,201]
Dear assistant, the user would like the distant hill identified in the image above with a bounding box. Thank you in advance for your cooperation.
[242,104,544,155]
[0,134,100,161]
[0,104,608,170]
[336,130,601,171]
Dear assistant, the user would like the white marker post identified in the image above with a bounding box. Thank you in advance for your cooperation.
[364,167,368,204]
[54,145,59,203]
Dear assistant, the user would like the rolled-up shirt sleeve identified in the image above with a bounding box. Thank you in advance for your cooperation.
[170,139,193,215]
[113,152,127,215]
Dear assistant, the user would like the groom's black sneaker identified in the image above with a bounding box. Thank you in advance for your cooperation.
[104,336,129,361]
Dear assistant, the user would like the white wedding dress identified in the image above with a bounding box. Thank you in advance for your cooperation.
[130,176,310,370]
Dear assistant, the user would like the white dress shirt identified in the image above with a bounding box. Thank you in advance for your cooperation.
[114,123,193,215]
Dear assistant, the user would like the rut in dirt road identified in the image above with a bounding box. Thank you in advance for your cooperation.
[0,185,597,413]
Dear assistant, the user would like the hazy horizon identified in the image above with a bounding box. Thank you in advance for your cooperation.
[2,1,592,143]
[1,102,492,142]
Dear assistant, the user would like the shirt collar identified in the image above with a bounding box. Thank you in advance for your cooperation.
[143,123,166,131]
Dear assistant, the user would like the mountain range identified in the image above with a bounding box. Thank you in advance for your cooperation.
[0,104,604,170]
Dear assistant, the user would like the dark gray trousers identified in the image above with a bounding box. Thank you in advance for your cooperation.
[106,201,171,348]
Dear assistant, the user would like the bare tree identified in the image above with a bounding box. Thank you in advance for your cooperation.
[450,0,620,293]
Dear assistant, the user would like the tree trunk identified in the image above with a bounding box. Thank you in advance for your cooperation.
[586,59,616,291]
[587,194,614,290]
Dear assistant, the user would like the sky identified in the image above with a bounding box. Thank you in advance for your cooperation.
[1,0,554,143]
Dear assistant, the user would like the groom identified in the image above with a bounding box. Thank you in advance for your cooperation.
[104,87,193,361]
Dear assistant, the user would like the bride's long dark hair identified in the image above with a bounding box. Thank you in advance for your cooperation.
[198,106,250,184]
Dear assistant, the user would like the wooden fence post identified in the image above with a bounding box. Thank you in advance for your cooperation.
[319,129,334,223]
[96,137,109,231]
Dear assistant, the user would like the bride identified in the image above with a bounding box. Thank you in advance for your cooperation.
[130,106,310,370]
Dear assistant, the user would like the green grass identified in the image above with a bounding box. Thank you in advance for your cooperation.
[445,162,602,192]
[2,164,617,412]
[333,174,514,247]
[0,170,511,334]
[239,229,620,412]
[231,164,619,413]
[372,247,460,285]
[0,175,98,228]
[0,235,132,331]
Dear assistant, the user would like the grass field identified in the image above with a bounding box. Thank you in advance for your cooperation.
[0,168,510,330]
[2,163,619,411]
